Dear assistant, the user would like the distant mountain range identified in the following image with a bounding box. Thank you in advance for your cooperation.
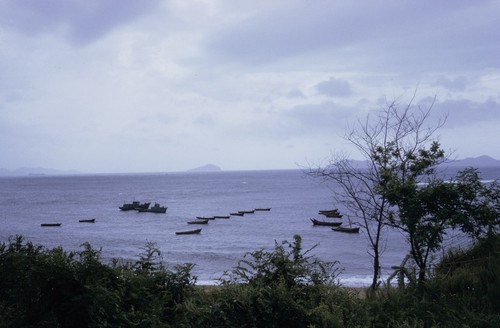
[1,156,498,177]
[444,155,500,167]
[329,155,500,171]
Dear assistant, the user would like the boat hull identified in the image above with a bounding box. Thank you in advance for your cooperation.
[310,218,342,227]
[331,226,360,233]
[175,228,202,235]
[79,219,96,223]
[187,219,209,224]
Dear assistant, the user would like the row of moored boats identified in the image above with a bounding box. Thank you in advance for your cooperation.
[176,208,272,235]
[310,209,360,233]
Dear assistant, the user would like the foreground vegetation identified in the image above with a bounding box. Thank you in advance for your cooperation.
[1,234,499,327]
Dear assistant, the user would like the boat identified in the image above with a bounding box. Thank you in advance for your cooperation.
[319,209,339,214]
[138,203,167,213]
[41,223,61,227]
[230,212,244,216]
[319,209,342,218]
[196,216,215,220]
[79,219,96,223]
[255,208,271,211]
[214,215,230,219]
[323,213,343,218]
[175,228,202,235]
[119,201,150,211]
[331,226,360,233]
[310,218,342,227]
[187,219,209,224]
[238,210,255,214]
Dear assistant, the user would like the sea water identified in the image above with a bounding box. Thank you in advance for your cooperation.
[1,168,498,286]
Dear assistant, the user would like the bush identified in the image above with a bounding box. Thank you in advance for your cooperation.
[366,234,500,328]
[220,235,340,287]
[176,234,366,327]
[3,233,497,327]
[0,236,197,327]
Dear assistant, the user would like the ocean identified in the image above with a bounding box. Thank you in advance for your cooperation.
[1,168,498,287]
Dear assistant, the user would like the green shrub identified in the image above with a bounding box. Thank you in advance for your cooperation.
[220,235,340,288]
[3,233,496,327]
[0,236,197,327]
[367,235,500,327]
[176,235,365,327]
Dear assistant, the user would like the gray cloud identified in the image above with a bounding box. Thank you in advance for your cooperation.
[432,76,470,92]
[1,1,499,172]
[434,98,500,127]
[204,0,500,73]
[286,89,306,99]
[285,101,361,134]
[315,77,352,98]
[0,0,159,45]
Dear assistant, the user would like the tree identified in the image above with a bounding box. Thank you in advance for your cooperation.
[452,168,500,240]
[308,94,446,289]
[382,166,499,283]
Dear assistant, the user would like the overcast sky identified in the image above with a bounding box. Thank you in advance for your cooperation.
[1,0,499,173]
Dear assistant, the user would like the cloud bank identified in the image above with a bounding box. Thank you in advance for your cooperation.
[0,0,499,172]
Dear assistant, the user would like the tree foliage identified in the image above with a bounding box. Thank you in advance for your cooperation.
[308,95,447,289]
[220,234,341,287]
[1,234,498,327]
[0,235,196,327]
[309,94,499,287]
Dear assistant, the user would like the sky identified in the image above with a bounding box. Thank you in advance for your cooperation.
[1,0,499,173]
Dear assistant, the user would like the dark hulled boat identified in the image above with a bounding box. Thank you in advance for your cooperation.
[119,201,150,211]
[331,226,360,233]
[187,219,209,224]
[138,203,167,213]
[319,209,342,218]
[197,216,215,220]
[310,218,342,227]
[175,228,202,235]
[79,219,96,223]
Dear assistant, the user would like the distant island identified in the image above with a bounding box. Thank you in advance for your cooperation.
[0,167,80,177]
[187,164,222,172]
[445,155,500,167]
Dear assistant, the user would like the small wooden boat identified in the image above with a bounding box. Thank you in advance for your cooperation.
[187,219,209,224]
[331,226,360,233]
[79,219,96,223]
[41,223,61,227]
[319,209,342,218]
[238,210,255,214]
[319,209,339,214]
[175,228,202,235]
[323,213,343,218]
[255,208,271,211]
[214,215,230,219]
[310,218,342,227]
[196,216,215,220]
[230,212,244,216]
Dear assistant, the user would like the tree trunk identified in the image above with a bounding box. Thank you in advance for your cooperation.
[370,250,380,290]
